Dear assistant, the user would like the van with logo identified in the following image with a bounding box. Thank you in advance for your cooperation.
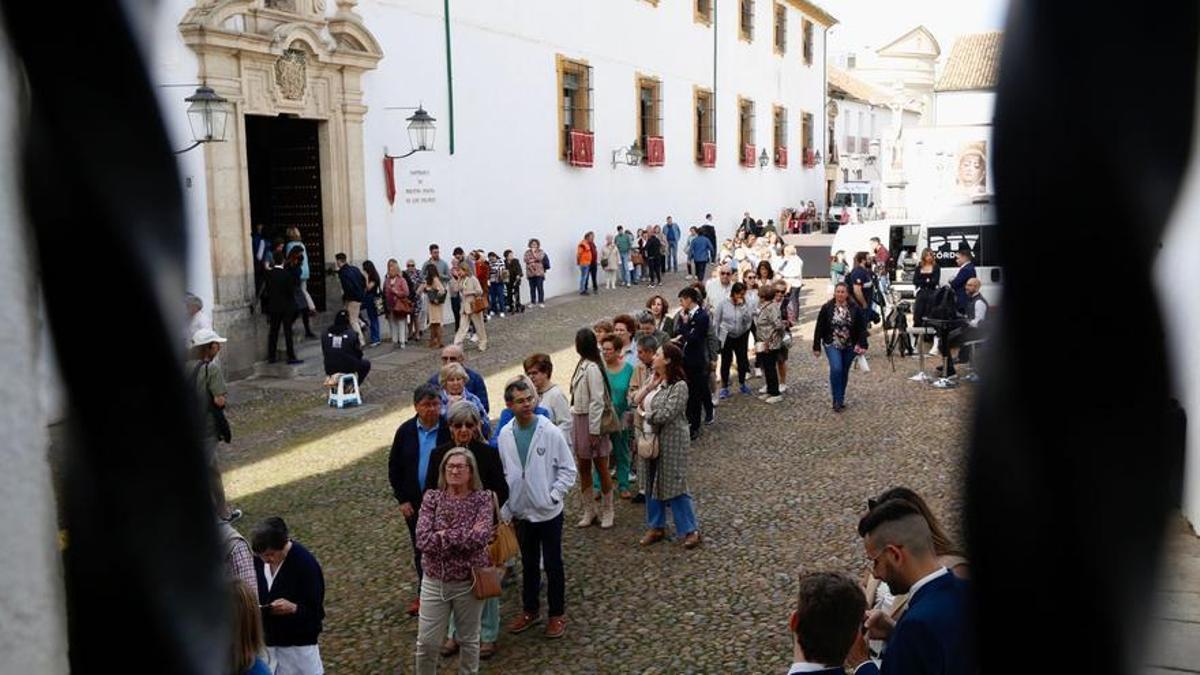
[914,198,1002,303]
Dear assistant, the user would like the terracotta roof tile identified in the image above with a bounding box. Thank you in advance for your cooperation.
[935,32,1002,92]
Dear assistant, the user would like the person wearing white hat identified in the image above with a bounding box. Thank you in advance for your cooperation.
[187,328,234,519]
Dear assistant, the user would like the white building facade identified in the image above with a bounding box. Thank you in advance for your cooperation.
[150,0,836,372]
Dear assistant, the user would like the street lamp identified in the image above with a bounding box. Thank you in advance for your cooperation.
[612,139,643,168]
[176,85,230,154]
[384,105,438,159]
[758,148,770,169]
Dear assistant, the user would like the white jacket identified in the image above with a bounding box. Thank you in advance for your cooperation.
[498,415,578,523]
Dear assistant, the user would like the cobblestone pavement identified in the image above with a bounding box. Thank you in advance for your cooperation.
[222,272,972,674]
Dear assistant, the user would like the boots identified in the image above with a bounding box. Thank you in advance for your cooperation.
[429,324,443,349]
[599,491,615,529]
[576,488,596,528]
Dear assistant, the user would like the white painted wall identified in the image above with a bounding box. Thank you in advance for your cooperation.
[149,0,831,306]
[935,90,996,127]
[359,0,830,298]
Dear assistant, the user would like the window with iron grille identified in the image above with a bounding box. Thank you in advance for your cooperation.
[557,57,593,162]
[739,97,756,165]
[695,0,712,25]
[773,105,788,166]
[802,19,814,65]
[740,0,755,41]
[638,77,663,142]
[774,3,787,54]
[695,87,715,165]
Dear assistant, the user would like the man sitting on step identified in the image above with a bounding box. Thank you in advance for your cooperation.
[322,310,371,386]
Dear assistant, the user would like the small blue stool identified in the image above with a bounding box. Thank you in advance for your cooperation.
[327,373,362,408]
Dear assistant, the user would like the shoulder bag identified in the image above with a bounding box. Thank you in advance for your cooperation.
[487,490,519,566]
[472,492,506,599]
[191,362,232,443]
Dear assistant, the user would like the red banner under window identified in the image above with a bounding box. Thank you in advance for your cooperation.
[804,148,817,168]
[568,130,594,167]
[742,143,756,167]
[645,136,665,167]
[700,142,716,168]
[776,146,788,168]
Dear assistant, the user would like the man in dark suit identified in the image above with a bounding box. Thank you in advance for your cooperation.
[858,499,974,674]
[948,243,977,313]
[673,286,713,439]
[263,250,301,364]
[388,383,452,617]
[787,571,879,675]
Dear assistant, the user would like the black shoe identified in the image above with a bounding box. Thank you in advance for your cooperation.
[287,358,304,365]
[632,493,646,504]
[267,357,278,364]
[704,413,715,426]
[689,427,700,441]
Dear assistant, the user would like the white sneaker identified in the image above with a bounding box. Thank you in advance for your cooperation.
[499,313,506,318]
[539,303,546,308]
[764,395,783,404]
[779,384,788,393]
[469,334,479,343]
[758,385,768,394]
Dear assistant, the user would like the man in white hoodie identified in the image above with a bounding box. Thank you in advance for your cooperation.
[498,378,577,640]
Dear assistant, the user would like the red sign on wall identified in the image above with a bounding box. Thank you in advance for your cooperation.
[645,136,665,167]
[568,130,594,167]
[775,146,788,168]
[742,143,756,168]
[700,142,716,168]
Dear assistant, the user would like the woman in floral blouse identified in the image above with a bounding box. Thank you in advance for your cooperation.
[812,283,869,412]
[414,447,496,675]
[753,284,787,404]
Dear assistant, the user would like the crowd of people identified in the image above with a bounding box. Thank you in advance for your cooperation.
[193,211,992,674]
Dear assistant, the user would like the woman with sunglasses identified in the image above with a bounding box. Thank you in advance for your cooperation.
[426,401,510,661]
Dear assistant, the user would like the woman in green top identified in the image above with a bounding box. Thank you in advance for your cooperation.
[830,250,848,285]
[596,334,635,498]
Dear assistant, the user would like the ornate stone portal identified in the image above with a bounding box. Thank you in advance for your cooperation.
[179,0,382,373]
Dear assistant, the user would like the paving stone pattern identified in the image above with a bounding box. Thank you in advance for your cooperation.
[222,275,973,674]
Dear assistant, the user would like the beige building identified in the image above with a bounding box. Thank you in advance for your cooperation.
[835,25,941,124]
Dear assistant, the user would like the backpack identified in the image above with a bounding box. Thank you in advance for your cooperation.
[927,285,959,323]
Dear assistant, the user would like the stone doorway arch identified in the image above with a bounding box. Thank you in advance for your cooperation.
[179,0,382,372]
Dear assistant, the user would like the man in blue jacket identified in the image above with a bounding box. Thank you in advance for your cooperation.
[858,499,974,674]
[388,383,453,617]
[664,216,681,273]
[688,230,715,282]
[335,252,367,347]
[948,243,977,312]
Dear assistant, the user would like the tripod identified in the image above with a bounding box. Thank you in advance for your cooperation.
[884,302,914,372]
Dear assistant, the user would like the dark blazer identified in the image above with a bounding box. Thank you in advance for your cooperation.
[322,327,365,376]
[812,301,869,352]
[263,266,298,315]
[424,438,509,507]
[338,264,367,303]
[880,571,973,675]
[949,262,976,311]
[254,541,324,647]
[675,307,710,368]
[388,416,453,510]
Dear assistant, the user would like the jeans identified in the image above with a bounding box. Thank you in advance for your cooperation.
[694,261,708,283]
[720,332,751,387]
[449,596,500,643]
[588,263,599,292]
[528,276,545,304]
[488,281,506,314]
[618,250,630,285]
[685,364,713,432]
[668,241,678,271]
[415,577,483,675]
[824,344,857,406]
[517,513,565,616]
[578,265,590,294]
[506,280,521,310]
[267,311,297,361]
[365,295,381,344]
[645,493,698,536]
[759,348,780,396]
